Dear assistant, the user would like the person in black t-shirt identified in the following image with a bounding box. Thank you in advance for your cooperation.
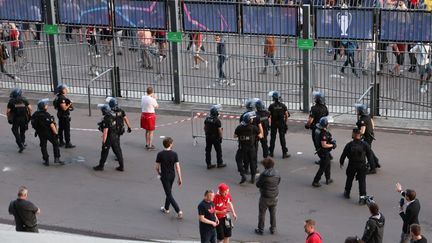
[204,105,225,169]
[305,91,328,164]
[155,137,183,219]
[8,187,40,233]
[410,224,428,243]
[54,84,75,148]
[7,88,32,153]
[198,190,218,243]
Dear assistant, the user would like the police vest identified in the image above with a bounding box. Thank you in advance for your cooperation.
[348,141,367,165]
[10,98,28,120]
[271,103,285,122]
[113,109,125,135]
[204,116,219,137]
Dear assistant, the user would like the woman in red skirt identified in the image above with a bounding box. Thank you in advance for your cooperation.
[141,87,159,150]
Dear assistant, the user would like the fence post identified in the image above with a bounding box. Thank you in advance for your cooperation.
[110,66,121,97]
[168,0,182,104]
[302,4,312,113]
[370,8,380,118]
[46,0,61,92]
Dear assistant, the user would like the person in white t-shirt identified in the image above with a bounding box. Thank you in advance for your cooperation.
[141,87,159,149]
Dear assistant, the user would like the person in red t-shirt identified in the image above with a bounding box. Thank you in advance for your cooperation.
[213,183,237,243]
[305,219,322,243]
[9,23,20,63]
[391,43,406,77]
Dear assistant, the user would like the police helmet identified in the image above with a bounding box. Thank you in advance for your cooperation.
[56,84,68,93]
[255,99,266,111]
[355,104,368,115]
[241,111,256,126]
[9,88,22,98]
[313,91,325,105]
[106,97,118,109]
[316,117,329,129]
[97,104,111,115]
[268,91,281,102]
[37,98,49,111]
[209,104,222,117]
[245,98,258,111]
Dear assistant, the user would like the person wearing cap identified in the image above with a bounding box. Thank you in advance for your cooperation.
[214,183,237,243]
[204,105,226,169]
[312,117,336,187]
[7,88,32,153]
[31,99,63,166]
[54,84,75,148]
[93,104,124,172]
[305,91,328,164]
[340,128,374,205]
[356,104,380,174]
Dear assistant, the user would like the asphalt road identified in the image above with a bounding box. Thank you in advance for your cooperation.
[0,104,431,242]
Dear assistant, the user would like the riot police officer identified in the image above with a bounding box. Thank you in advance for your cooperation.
[106,97,132,136]
[54,84,75,148]
[305,91,328,163]
[255,99,270,158]
[340,128,374,205]
[93,104,124,172]
[312,117,336,187]
[204,105,226,169]
[6,88,32,153]
[31,99,64,166]
[268,91,290,158]
[234,112,263,184]
[356,104,380,174]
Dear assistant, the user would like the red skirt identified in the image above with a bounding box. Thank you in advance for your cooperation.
[141,112,156,131]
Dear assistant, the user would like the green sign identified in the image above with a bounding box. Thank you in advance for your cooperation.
[297,38,314,50]
[167,32,182,43]
[43,24,59,35]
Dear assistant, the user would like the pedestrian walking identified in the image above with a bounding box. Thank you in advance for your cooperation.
[260,36,280,76]
[53,84,75,148]
[7,88,31,153]
[93,104,124,172]
[304,219,322,243]
[305,91,328,164]
[396,183,421,243]
[409,42,431,93]
[312,117,336,187]
[340,128,374,204]
[198,190,218,243]
[340,41,360,78]
[361,202,385,243]
[8,187,40,233]
[215,35,228,84]
[192,32,208,69]
[214,183,237,243]
[141,87,159,150]
[0,40,18,80]
[204,105,225,169]
[391,43,406,77]
[155,137,183,219]
[9,23,20,64]
[255,158,280,235]
[86,26,100,57]
[137,29,153,69]
[268,91,290,158]
[31,98,64,166]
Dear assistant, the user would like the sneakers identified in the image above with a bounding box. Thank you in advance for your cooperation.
[160,207,170,214]
[177,211,183,219]
[146,145,155,150]
[95,54,101,58]
[192,65,199,70]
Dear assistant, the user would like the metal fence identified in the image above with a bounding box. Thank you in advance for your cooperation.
[0,0,431,120]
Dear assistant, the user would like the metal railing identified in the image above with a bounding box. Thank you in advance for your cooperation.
[87,67,113,117]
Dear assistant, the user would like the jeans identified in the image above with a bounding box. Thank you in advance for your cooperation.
[258,197,278,231]
[161,177,180,213]
[264,54,279,72]
[342,52,357,74]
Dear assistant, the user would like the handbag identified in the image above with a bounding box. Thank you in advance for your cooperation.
[225,214,233,229]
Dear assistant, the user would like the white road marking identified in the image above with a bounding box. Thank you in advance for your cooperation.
[296,152,303,155]
[290,167,307,173]
[2,167,11,172]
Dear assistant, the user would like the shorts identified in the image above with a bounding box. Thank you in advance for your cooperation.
[418,64,432,76]
[216,217,232,240]
[141,112,156,131]
[394,53,404,65]
[21,23,30,30]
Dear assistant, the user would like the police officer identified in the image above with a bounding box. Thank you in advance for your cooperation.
[268,91,290,158]
[54,84,75,148]
[106,97,132,136]
[305,91,328,163]
[6,88,32,153]
[31,99,64,166]
[93,104,124,172]
[234,112,263,184]
[340,128,374,205]
[240,99,263,173]
[312,117,336,187]
[204,105,226,169]
[255,99,270,158]
[356,104,381,174]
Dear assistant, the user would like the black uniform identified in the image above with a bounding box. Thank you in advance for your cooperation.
[309,104,328,149]
[356,115,380,170]
[55,93,72,145]
[96,113,124,170]
[7,97,30,150]
[256,110,270,158]
[204,115,223,166]
[268,101,288,156]
[340,139,374,197]
[31,110,61,162]
[235,124,259,178]
[112,107,126,136]
[312,128,333,184]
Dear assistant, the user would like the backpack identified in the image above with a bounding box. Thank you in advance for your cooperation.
[113,110,125,135]
[1,44,10,59]
[53,96,60,110]
[31,113,44,132]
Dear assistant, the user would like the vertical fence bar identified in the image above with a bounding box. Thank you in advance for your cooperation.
[302,4,311,113]
[169,0,182,104]
[46,0,60,91]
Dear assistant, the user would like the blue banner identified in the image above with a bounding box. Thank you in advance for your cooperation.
[58,0,109,26]
[380,10,432,42]
[315,8,374,40]
[242,5,298,36]
[114,0,166,29]
[0,0,42,22]
[182,2,238,33]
